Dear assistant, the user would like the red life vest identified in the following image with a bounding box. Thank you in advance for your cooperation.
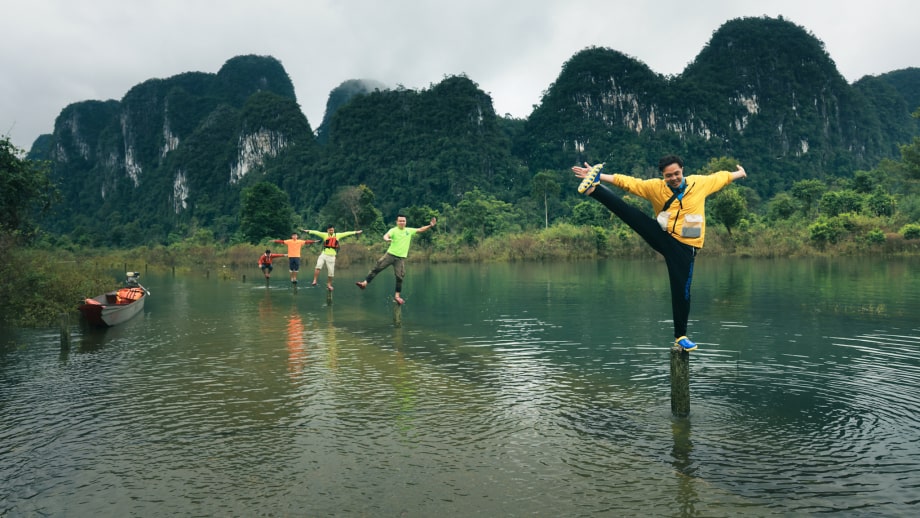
[323,236,340,250]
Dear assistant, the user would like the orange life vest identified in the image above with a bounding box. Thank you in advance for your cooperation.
[116,287,145,304]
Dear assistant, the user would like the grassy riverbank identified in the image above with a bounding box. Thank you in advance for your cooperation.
[7,220,920,326]
[4,217,918,328]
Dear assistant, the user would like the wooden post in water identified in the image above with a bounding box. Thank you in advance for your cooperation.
[393,303,402,327]
[670,345,690,417]
[59,313,71,351]
[242,274,246,282]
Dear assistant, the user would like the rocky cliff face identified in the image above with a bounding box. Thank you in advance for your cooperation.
[522,16,916,190]
[46,55,311,239]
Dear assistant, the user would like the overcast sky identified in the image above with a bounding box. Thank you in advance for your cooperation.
[2,0,918,151]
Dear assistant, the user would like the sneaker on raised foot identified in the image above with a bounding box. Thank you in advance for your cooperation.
[355,280,367,290]
[675,336,697,351]
[577,163,604,194]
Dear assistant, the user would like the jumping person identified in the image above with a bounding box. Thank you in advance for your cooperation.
[572,155,747,351]
[257,249,287,280]
[272,233,319,284]
[355,215,436,305]
[300,225,363,291]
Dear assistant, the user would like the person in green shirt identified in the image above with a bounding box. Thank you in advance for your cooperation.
[355,214,437,305]
[300,224,363,291]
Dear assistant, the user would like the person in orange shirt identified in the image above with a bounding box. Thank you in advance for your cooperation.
[272,233,318,284]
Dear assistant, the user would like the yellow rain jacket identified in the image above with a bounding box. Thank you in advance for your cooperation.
[611,171,733,248]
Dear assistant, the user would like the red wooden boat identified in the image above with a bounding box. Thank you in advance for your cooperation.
[78,272,149,327]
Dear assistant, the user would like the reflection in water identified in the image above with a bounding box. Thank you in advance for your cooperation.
[286,310,306,377]
[324,306,338,371]
[2,258,919,516]
[670,418,699,516]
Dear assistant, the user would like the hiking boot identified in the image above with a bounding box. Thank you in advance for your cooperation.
[675,336,697,351]
[577,163,604,194]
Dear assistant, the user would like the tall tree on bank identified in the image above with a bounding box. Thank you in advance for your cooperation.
[0,136,56,239]
[239,182,294,243]
[531,170,561,228]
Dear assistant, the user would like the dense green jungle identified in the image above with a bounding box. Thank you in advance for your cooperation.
[4,15,920,327]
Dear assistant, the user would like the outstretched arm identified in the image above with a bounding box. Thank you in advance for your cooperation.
[417,217,437,233]
[730,164,747,181]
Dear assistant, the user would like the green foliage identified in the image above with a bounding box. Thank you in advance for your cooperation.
[531,170,562,228]
[708,186,748,236]
[791,179,827,215]
[239,182,293,243]
[901,137,920,180]
[0,137,57,237]
[865,229,886,245]
[698,156,739,174]
[809,217,847,247]
[448,188,518,242]
[323,74,522,218]
[320,185,382,231]
[818,190,863,217]
[866,187,896,217]
[0,237,114,327]
[571,200,609,227]
[900,223,920,240]
[767,192,799,221]
[315,79,388,144]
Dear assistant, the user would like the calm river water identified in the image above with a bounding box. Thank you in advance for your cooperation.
[2,257,919,516]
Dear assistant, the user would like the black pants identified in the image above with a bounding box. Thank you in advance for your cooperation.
[591,185,697,338]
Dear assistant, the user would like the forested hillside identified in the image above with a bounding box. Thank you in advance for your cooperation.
[28,16,920,248]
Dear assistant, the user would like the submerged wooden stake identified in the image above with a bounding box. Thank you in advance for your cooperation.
[670,345,690,417]
[59,313,71,351]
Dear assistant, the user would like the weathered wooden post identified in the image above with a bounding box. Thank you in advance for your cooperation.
[59,313,71,351]
[326,290,333,306]
[242,274,246,282]
[393,303,402,327]
[670,345,690,417]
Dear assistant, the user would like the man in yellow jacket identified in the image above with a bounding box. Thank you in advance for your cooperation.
[573,155,747,351]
